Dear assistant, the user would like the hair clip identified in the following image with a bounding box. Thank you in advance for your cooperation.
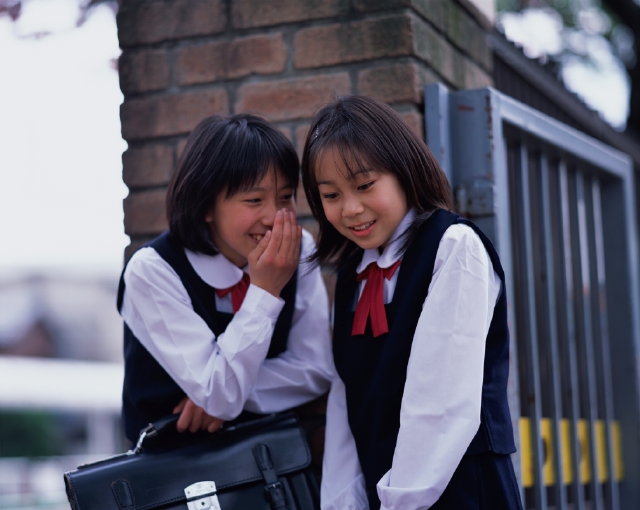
[313,126,320,140]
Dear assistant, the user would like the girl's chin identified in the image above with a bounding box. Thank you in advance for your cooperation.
[349,236,382,251]
[338,225,384,250]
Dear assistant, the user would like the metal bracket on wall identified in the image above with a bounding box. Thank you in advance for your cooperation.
[455,178,495,218]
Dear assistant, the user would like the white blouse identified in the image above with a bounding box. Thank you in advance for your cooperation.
[120,229,333,421]
[321,210,502,510]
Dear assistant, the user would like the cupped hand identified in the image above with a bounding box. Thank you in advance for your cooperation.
[248,209,302,297]
[173,396,224,433]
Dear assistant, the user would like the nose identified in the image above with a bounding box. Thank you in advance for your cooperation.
[342,192,364,218]
[260,197,279,226]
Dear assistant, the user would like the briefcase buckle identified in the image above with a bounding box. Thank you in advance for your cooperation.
[264,481,286,508]
[185,481,221,510]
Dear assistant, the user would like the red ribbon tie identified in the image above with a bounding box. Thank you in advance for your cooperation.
[216,272,251,313]
[352,259,401,338]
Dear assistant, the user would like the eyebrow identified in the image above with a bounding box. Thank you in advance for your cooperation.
[245,183,294,193]
[317,168,372,186]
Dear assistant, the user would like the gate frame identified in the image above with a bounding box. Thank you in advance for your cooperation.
[425,84,640,509]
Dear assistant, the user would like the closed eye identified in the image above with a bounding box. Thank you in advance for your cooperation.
[357,181,374,191]
[322,192,339,200]
[280,193,294,201]
[244,198,261,204]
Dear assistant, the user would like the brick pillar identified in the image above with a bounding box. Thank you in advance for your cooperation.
[117,0,493,260]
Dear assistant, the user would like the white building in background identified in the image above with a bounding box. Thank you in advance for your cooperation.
[0,272,125,510]
[0,273,123,362]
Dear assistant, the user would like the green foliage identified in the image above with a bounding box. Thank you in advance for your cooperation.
[0,410,62,457]
[497,0,523,13]
[546,0,575,28]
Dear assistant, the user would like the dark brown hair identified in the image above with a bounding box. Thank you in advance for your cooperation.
[301,95,454,267]
[166,113,299,255]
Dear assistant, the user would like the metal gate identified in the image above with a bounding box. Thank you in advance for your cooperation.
[425,84,640,510]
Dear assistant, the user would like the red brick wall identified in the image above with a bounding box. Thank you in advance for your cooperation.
[117,0,493,259]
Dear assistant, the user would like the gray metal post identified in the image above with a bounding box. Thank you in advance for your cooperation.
[516,142,548,510]
[425,83,452,185]
[591,180,621,510]
[558,163,586,510]
[574,172,604,510]
[539,154,568,509]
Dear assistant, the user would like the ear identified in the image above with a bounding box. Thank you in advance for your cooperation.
[204,203,216,223]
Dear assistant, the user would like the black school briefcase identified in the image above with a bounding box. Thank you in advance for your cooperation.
[64,412,319,510]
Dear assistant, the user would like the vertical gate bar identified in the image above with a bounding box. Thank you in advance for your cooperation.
[558,162,585,510]
[574,173,604,510]
[517,143,547,510]
[492,106,523,497]
[591,180,620,510]
[539,153,567,509]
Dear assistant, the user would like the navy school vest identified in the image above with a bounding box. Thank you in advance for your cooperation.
[332,209,516,509]
[117,231,297,443]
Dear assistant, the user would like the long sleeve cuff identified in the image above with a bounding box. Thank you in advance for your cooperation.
[215,283,283,357]
[377,470,443,510]
[322,474,369,510]
[238,283,285,318]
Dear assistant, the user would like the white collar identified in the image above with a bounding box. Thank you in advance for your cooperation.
[356,208,416,274]
[184,248,247,289]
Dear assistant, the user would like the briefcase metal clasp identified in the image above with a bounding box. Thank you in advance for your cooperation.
[184,481,221,510]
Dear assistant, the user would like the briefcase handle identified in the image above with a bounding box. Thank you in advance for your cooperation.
[133,412,290,454]
[132,414,181,453]
[69,415,185,470]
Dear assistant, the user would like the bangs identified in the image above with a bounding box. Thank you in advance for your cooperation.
[214,121,298,198]
[307,126,385,189]
[167,113,299,255]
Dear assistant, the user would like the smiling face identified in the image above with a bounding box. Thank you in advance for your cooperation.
[206,168,295,267]
[315,149,409,252]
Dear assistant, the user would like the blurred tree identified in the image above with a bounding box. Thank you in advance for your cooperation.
[0,0,20,20]
[0,0,117,28]
[606,0,640,135]
[498,0,638,135]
